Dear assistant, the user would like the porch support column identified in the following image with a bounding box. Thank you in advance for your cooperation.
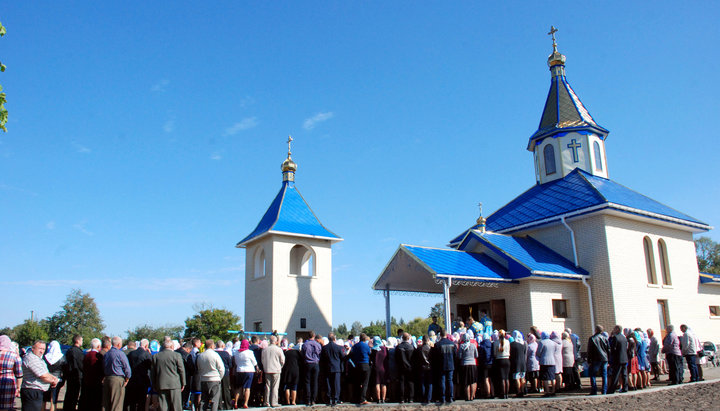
[384,284,391,339]
[442,277,452,333]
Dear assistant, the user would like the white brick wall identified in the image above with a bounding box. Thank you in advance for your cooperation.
[244,234,334,339]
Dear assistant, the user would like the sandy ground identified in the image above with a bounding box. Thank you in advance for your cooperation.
[15,364,720,410]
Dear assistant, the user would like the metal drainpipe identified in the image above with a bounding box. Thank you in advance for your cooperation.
[561,216,596,332]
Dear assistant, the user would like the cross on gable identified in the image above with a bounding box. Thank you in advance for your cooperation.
[567,138,581,163]
[548,26,558,52]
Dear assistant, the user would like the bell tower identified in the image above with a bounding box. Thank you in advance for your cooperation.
[529,27,610,185]
[236,137,342,339]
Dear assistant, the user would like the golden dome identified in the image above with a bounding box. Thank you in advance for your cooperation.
[548,50,566,67]
[282,157,297,173]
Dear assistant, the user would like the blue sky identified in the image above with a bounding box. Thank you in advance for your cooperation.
[2,2,718,336]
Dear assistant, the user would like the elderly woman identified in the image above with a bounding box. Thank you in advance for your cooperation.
[0,336,22,411]
[525,333,540,393]
[510,330,527,397]
[536,332,556,397]
[549,331,563,393]
[43,340,66,411]
[370,336,389,403]
[233,339,258,409]
[457,332,478,401]
[561,332,575,391]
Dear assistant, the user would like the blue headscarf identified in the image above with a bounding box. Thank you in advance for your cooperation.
[512,330,524,344]
[540,331,549,340]
[372,336,382,351]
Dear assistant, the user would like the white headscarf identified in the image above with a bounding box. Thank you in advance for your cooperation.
[45,340,63,365]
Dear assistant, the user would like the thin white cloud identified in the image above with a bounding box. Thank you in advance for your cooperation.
[210,152,222,161]
[0,183,38,196]
[72,142,91,154]
[8,274,241,292]
[224,117,258,135]
[303,111,334,130]
[151,79,170,92]
[73,221,94,236]
[163,119,175,133]
[46,221,56,230]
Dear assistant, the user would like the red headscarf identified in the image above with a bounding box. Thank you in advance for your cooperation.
[240,340,250,352]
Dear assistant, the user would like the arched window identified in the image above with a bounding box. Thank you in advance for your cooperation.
[290,244,315,277]
[643,236,657,284]
[254,248,267,278]
[593,141,603,171]
[544,144,557,175]
[658,239,671,285]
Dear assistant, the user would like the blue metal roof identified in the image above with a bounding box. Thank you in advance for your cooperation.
[237,181,341,246]
[402,245,512,282]
[460,231,587,278]
[475,169,709,233]
[700,272,720,285]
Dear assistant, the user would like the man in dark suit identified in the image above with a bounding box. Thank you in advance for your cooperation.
[395,333,415,403]
[126,339,152,411]
[64,334,84,411]
[175,341,193,408]
[152,338,186,411]
[607,325,628,394]
[321,333,344,406]
[433,329,455,404]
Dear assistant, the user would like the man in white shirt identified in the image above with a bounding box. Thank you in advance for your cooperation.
[21,340,59,411]
[196,339,225,411]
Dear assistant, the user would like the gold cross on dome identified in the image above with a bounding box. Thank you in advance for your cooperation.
[287,135,293,157]
[548,26,558,52]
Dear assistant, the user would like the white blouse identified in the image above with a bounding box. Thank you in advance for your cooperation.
[233,350,257,373]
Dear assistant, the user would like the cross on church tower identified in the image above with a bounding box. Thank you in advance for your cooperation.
[287,135,293,157]
[548,26,558,52]
[567,138,581,163]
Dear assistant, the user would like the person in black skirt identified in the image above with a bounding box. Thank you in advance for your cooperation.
[510,330,527,397]
[492,330,511,399]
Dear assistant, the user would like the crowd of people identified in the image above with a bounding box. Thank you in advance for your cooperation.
[0,317,711,411]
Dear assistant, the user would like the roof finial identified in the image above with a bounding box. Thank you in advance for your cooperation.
[281,135,298,182]
[546,25,566,74]
[476,202,487,233]
[548,26,558,53]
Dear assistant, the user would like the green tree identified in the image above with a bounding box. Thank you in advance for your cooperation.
[127,324,184,342]
[184,305,242,342]
[333,323,348,339]
[0,21,7,132]
[0,326,15,340]
[696,236,720,274]
[14,319,49,346]
[429,302,445,320]
[350,321,363,336]
[46,289,105,344]
[403,317,435,337]
[361,321,385,338]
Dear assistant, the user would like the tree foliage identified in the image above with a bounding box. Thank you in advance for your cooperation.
[333,323,348,339]
[429,302,445,320]
[0,21,7,132]
[127,323,184,342]
[184,305,242,342]
[696,236,720,274]
[350,321,364,336]
[46,289,105,345]
[14,319,49,346]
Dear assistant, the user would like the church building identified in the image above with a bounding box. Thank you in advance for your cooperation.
[374,30,719,343]
[237,138,342,340]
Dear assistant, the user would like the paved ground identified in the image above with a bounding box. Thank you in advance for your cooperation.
[16,365,720,410]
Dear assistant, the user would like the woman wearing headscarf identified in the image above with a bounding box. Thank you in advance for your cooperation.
[0,335,22,411]
[634,329,649,389]
[369,336,388,403]
[525,333,540,393]
[492,330,511,399]
[627,332,639,390]
[233,339,258,408]
[457,332,478,401]
[478,332,493,398]
[42,340,66,411]
[561,332,575,392]
[509,330,527,397]
[536,332,556,397]
[281,343,301,406]
[549,331,563,393]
